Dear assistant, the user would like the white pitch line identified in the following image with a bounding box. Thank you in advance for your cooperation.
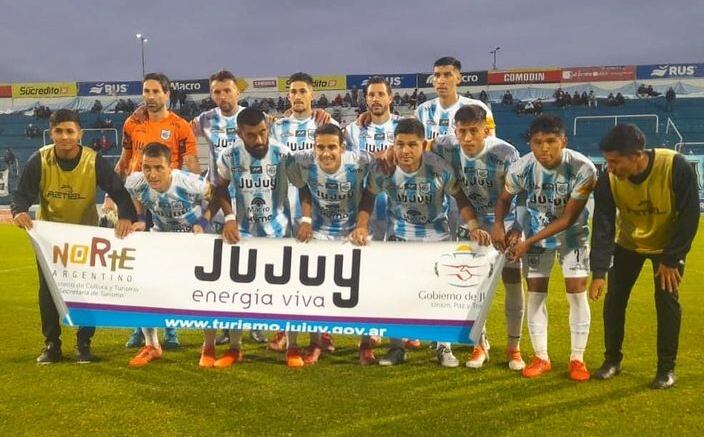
[0,266,33,273]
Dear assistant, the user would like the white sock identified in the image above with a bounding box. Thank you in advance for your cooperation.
[526,292,549,361]
[504,282,525,350]
[142,328,160,349]
[437,342,452,352]
[567,291,591,362]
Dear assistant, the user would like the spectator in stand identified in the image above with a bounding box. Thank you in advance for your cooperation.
[615,92,625,106]
[409,88,417,109]
[464,90,474,99]
[318,93,328,108]
[178,90,187,109]
[169,89,179,110]
[333,94,343,107]
[573,91,581,106]
[417,90,427,105]
[25,123,40,138]
[91,100,103,113]
[343,92,352,107]
[607,93,616,106]
[126,99,136,112]
[588,90,597,108]
[393,92,401,106]
[350,86,359,107]
[479,89,488,103]
[277,96,287,112]
[581,91,588,106]
[4,148,18,176]
[401,92,410,106]
[564,91,572,106]
[665,87,676,112]
[534,99,544,114]
[646,85,660,97]
[502,90,514,105]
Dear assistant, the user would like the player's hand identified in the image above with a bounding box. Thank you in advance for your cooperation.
[222,220,240,244]
[192,224,204,234]
[491,222,507,251]
[115,219,133,239]
[589,278,606,301]
[505,228,522,247]
[13,212,33,230]
[297,222,313,242]
[266,113,279,126]
[131,221,146,232]
[356,111,372,127]
[470,228,491,246]
[102,196,117,213]
[313,109,332,126]
[349,227,369,246]
[132,104,148,123]
[655,263,682,293]
[508,240,529,262]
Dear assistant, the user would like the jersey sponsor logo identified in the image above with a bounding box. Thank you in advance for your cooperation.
[396,192,433,203]
[250,166,263,174]
[237,177,277,190]
[402,209,428,224]
[320,204,350,220]
[247,197,273,223]
[373,133,387,141]
[438,119,450,127]
[625,200,668,216]
[226,127,237,136]
[160,129,171,140]
[45,184,87,200]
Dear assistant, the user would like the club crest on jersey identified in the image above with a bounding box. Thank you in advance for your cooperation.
[250,166,263,174]
[556,182,569,196]
[308,129,316,139]
[419,182,431,194]
[160,129,171,140]
[339,182,351,192]
[476,169,488,179]
[265,164,277,177]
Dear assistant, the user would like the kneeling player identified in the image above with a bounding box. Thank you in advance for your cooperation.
[125,143,213,367]
[287,124,374,364]
[350,118,490,366]
[494,115,597,381]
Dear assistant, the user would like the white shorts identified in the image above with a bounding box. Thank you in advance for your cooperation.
[523,244,590,278]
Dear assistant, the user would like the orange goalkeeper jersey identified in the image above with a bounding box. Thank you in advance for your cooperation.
[122,111,197,174]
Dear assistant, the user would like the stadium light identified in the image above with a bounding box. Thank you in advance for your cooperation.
[136,33,148,78]
[490,47,501,70]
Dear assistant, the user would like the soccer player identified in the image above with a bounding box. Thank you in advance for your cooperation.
[116,72,200,349]
[350,118,491,367]
[589,125,699,389]
[124,142,212,368]
[415,57,495,140]
[191,69,267,348]
[286,123,375,365]
[215,108,298,366]
[494,115,597,381]
[268,72,339,353]
[11,109,136,364]
[431,105,525,370]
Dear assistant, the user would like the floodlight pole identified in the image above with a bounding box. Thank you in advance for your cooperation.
[136,33,148,77]
[490,47,501,70]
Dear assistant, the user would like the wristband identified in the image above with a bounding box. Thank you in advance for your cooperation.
[467,219,480,232]
[300,216,312,225]
[224,213,237,222]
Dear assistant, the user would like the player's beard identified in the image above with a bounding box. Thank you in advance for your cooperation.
[147,102,165,113]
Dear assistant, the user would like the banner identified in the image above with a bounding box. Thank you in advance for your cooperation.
[561,66,636,83]
[0,85,11,98]
[488,69,562,85]
[170,79,209,94]
[0,169,8,197]
[28,221,504,344]
[78,81,142,96]
[417,71,488,88]
[246,77,278,90]
[12,82,77,98]
[636,63,704,79]
[277,75,347,92]
[346,74,417,90]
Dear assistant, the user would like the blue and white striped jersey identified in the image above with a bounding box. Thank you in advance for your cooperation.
[505,149,597,249]
[125,169,209,232]
[367,152,459,241]
[270,115,340,153]
[192,106,243,185]
[344,116,398,153]
[286,150,372,238]
[415,96,495,140]
[432,135,520,228]
[216,140,290,238]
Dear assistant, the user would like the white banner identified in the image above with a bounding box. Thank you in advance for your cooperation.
[28,221,504,344]
[0,168,8,197]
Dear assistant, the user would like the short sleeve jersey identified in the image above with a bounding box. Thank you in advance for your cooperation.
[415,96,496,140]
[191,106,244,184]
[505,149,597,249]
[344,116,398,153]
[270,115,339,153]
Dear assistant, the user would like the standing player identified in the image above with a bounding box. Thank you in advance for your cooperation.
[286,123,375,365]
[124,143,212,367]
[115,72,200,350]
[11,109,136,364]
[415,57,495,140]
[350,118,491,367]
[215,108,298,367]
[589,125,699,389]
[431,105,525,370]
[494,115,597,381]
[191,69,267,348]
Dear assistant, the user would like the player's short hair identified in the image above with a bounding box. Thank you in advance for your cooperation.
[143,72,170,93]
[237,107,266,127]
[454,105,486,124]
[434,56,461,71]
[288,72,314,88]
[528,114,565,138]
[49,109,81,128]
[315,123,344,144]
[143,142,171,161]
[394,117,425,139]
[599,124,646,155]
[210,69,238,84]
[364,76,392,96]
